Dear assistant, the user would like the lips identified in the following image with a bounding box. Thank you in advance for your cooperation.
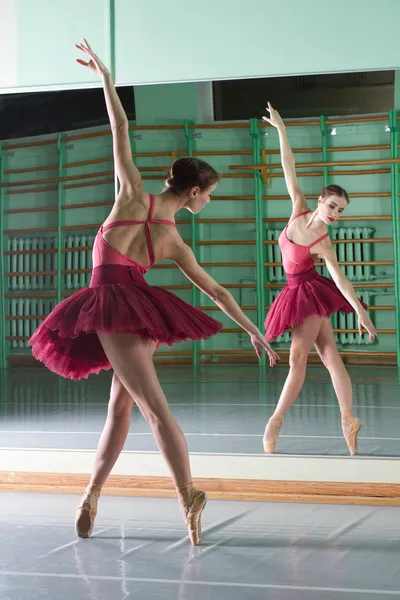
[328,217,335,223]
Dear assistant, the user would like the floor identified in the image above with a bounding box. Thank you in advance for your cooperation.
[0,365,399,457]
[1,492,400,599]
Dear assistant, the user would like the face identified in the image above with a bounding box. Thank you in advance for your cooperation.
[185,182,218,214]
[317,194,347,225]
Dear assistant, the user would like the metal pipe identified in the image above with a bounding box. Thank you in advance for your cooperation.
[250,119,266,366]
[389,110,400,367]
[184,120,198,373]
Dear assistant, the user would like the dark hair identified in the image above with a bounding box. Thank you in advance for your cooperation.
[321,184,349,203]
[165,158,219,194]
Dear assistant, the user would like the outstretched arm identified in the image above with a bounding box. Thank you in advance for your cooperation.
[318,239,376,340]
[164,232,279,366]
[263,102,308,215]
[76,39,142,196]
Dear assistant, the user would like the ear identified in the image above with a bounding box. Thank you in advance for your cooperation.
[189,186,200,199]
[317,195,323,204]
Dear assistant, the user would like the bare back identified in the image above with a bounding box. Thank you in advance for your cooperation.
[102,192,178,267]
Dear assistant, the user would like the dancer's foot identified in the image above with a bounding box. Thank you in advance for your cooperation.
[178,484,207,545]
[75,483,102,538]
[341,413,361,455]
[263,414,283,453]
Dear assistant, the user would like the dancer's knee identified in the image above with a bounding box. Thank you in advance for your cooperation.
[289,346,309,369]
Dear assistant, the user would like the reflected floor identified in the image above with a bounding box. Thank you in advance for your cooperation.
[0,365,399,457]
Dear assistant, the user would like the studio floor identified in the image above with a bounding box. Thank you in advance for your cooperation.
[1,492,400,599]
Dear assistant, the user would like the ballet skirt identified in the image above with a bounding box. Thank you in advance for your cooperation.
[265,210,367,342]
[28,195,222,380]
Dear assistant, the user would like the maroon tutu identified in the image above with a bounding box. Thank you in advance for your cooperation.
[29,264,222,380]
[265,267,368,342]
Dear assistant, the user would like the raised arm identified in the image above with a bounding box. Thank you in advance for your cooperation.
[263,102,308,215]
[164,231,279,366]
[76,39,142,196]
[318,238,376,340]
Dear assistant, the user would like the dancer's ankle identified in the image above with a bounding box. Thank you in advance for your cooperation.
[176,482,195,506]
[86,481,103,496]
[271,411,284,421]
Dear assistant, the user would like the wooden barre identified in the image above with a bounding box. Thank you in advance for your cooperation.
[4,249,57,256]
[230,157,400,170]
[5,292,56,298]
[3,340,395,356]
[1,115,391,151]
[5,164,58,175]
[5,259,393,277]
[4,326,395,336]
[4,303,395,312]
[270,169,390,177]
[6,185,58,196]
[264,238,392,245]
[4,178,114,195]
[259,115,387,129]
[1,170,114,188]
[2,230,392,246]
[4,206,57,215]
[2,204,392,220]
[198,305,395,312]
[263,193,391,199]
[263,216,392,222]
[3,143,390,177]
[265,282,393,289]
[262,144,390,155]
[265,261,394,267]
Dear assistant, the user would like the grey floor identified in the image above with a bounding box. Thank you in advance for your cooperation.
[1,492,400,599]
[0,365,399,457]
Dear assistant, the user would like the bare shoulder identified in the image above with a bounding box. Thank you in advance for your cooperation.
[316,234,336,259]
[289,194,310,219]
[160,226,189,263]
[116,182,147,206]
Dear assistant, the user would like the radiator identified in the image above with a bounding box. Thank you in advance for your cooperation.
[6,230,375,350]
[64,234,95,290]
[6,234,94,349]
[265,227,375,346]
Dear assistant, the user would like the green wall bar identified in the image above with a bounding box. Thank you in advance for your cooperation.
[0,144,7,368]
[250,118,266,366]
[389,110,400,367]
[56,134,65,304]
[184,120,198,371]
[320,115,329,187]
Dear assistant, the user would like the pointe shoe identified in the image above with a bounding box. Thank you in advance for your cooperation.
[181,489,207,546]
[342,414,361,456]
[75,485,101,538]
[263,414,283,453]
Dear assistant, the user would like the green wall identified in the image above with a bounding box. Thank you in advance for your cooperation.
[1,106,399,368]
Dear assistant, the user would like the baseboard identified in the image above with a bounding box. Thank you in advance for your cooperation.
[1,472,400,506]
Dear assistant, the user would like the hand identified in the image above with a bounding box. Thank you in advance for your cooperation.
[357,310,377,341]
[76,38,110,77]
[262,102,284,129]
[250,331,280,367]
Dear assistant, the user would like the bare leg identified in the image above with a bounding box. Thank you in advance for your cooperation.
[95,332,206,544]
[315,318,360,454]
[263,316,323,453]
[314,318,352,415]
[91,373,134,487]
[75,373,135,538]
[97,333,192,487]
